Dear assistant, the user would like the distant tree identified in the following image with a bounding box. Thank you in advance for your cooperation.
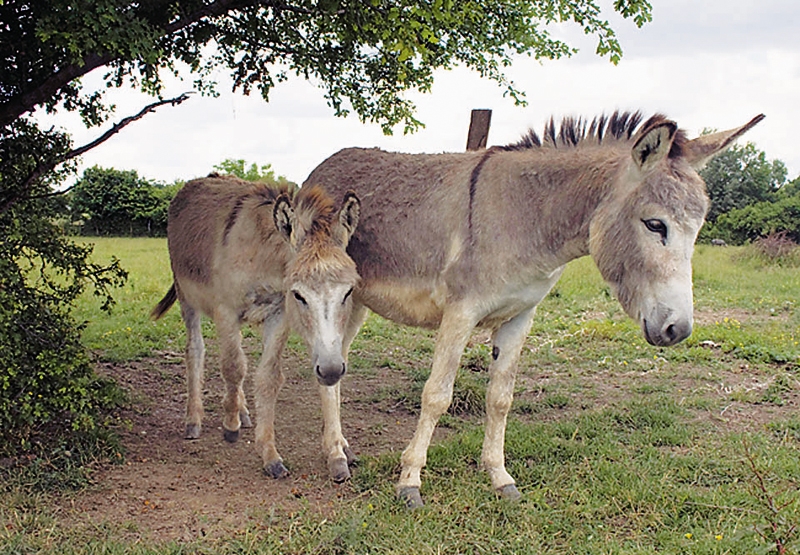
[212,159,294,186]
[708,190,800,245]
[700,142,788,223]
[140,180,183,235]
[70,166,176,236]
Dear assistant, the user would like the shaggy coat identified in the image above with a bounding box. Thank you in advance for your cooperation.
[152,175,361,482]
[303,111,764,507]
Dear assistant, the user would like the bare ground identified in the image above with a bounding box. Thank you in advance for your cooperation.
[52,318,799,544]
[57,345,428,543]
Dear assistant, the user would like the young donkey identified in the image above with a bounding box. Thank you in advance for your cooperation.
[303,111,764,507]
[151,175,361,482]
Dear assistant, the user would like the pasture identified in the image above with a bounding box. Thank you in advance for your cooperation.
[2,237,799,554]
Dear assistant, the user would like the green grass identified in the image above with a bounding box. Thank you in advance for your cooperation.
[3,239,799,554]
[5,414,798,554]
[72,237,187,361]
[693,245,800,313]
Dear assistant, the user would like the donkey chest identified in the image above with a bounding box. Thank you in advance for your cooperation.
[476,269,564,328]
[204,260,285,323]
[238,285,284,324]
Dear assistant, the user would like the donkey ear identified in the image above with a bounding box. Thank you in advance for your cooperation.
[273,193,295,243]
[631,121,677,173]
[336,190,361,245]
[683,114,765,170]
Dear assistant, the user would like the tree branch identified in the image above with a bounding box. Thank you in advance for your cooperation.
[0,53,116,129]
[65,93,192,162]
[162,0,253,35]
[0,0,345,128]
[0,0,251,128]
[2,93,192,214]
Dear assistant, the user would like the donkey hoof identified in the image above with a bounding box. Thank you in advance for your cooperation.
[240,412,253,428]
[223,428,240,443]
[185,424,201,440]
[329,458,351,483]
[265,460,290,479]
[344,446,358,466]
[497,484,521,501]
[398,487,424,509]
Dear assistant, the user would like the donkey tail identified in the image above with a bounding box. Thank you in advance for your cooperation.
[151,283,178,320]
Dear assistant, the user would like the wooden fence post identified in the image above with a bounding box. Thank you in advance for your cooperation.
[466,109,492,150]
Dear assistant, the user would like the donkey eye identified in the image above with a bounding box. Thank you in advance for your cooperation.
[292,291,307,306]
[342,287,354,304]
[642,219,668,244]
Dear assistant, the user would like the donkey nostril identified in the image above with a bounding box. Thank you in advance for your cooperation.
[664,324,676,341]
[315,365,322,378]
[341,363,347,376]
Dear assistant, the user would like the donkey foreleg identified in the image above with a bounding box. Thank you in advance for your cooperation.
[398,306,476,508]
[216,313,249,443]
[253,310,290,479]
[181,302,205,439]
[318,303,365,482]
[482,307,537,500]
[319,382,354,482]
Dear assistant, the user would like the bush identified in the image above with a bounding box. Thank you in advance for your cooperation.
[1,121,128,485]
[0,213,128,480]
[702,193,800,245]
[734,232,800,268]
[69,166,179,237]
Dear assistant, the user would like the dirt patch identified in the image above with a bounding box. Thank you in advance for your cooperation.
[57,348,424,543]
[694,307,793,326]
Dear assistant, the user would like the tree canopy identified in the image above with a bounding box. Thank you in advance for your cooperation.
[62,160,292,237]
[697,139,798,246]
[69,166,180,236]
[2,0,653,132]
[213,158,294,185]
[700,141,788,224]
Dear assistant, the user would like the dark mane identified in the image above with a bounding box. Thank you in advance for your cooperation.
[294,184,337,236]
[288,184,358,282]
[220,177,290,246]
[502,111,687,158]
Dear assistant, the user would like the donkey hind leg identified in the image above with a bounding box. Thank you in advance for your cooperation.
[238,374,253,428]
[216,312,248,443]
[321,304,368,482]
[253,308,290,479]
[398,305,476,508]
[238,397,253,428]
[182,302,205,439]
[482,306,537,501]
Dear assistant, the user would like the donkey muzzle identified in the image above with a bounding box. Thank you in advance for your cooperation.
[643,316,692,347]
[314,359,346,386]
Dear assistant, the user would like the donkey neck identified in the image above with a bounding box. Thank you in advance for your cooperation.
[486,146,628,270]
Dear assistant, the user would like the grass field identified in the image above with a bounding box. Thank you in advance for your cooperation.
[1,239,799,554]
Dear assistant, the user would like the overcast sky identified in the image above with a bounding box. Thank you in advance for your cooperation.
[44,0,800,185]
